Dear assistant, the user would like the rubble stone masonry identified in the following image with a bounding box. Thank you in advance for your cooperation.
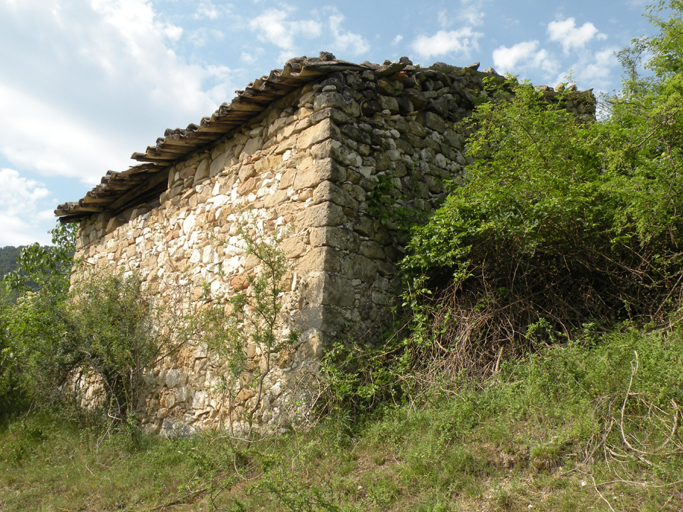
[67,57,595,435]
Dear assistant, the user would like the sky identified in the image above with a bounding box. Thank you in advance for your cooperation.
[0,0,656,246]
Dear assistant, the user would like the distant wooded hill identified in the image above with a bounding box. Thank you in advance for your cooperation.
[0,246,22,278]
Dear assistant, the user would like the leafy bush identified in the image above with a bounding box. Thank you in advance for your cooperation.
[0,224,76,415]
[68,273,169,423]
[319,2,683,421]
[3,223,76,295]
[4,270,167,423]
[0,287,24,415]
[0,222,197,427]
[400,0,683,375]
[2,323,682,511]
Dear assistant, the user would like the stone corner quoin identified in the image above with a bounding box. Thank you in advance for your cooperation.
[54,53,596,434]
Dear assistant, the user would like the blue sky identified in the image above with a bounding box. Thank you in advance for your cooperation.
[0,0,655,246]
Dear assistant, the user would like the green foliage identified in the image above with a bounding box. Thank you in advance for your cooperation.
[0,222,196,429]
[67,273,166,423]
[3,223,76,295]
[2,278,79,412]
[3,269,174,425]
[6,3,683,511]
[250,470,345,512]
[2,324,682,511]
[0,287,23,414]
[321,337,405,421]
[604,3,683,248]
[204,222,296,428]
[367,172,432,234]
[399,1,683,374]
[319,1,683,431]
[0,223,77,415]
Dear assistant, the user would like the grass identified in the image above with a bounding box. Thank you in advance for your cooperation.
[1,325,683,511]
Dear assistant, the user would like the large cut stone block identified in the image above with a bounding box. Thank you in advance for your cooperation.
[297,118,340,150]
[298,246,342,273]
[300,202,347,227]
[309,227,359,252]
[341,254,377,282]
[293,159,346,191]
[304,271,354,307]
[312,181,358,210]
[281,236,306,258]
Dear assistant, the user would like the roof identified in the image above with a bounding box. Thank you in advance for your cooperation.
[55,52,428,223]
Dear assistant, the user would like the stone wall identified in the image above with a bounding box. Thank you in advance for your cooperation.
[72,59,595,434]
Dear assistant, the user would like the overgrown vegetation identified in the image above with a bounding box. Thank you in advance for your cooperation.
[0,224,76,415]
[2,327,682,510]
[0,224,201,428]
[201,222,299,432]
[389,0,683,377]
[3,1,683,510]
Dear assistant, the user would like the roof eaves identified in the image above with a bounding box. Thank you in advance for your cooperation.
[55,53,367,221]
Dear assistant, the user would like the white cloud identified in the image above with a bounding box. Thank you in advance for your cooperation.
[85,0,225,113]
[580,47,619,82]
[188,27,224,47]
[163,23,183,42]
[492,40,560,78]
[193,1,220,20]
[327,8,369,55]
[411,27,484,60]
[547,18,607,54]
[438,1,485,28]
[248,8,322,54]
[458,0,485,26]
[203,64,234,106]
[91,0,183,45]
[0,0,236,184]
[0,168,53,246]
[438,10,450,28]
[241,51,256,64]
[0,82,131,183]
[393,35,403,45]
[564,46,620,91]
[493,41,538,70]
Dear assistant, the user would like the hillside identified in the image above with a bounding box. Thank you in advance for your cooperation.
[2,327,681,511]
[2,1,683,511]
[0,246,20,278]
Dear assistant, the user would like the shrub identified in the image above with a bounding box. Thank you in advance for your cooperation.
[1,223,196,426]
[0,223,76,416]
[400,0,683,375]
[320,2,683,417]
[67,273,165,423]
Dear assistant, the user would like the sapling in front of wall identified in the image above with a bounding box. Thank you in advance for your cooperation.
[207,222,297,432]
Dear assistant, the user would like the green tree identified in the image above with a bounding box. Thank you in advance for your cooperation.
[1,223,184,427]
[0,223,77,415]
[601,1,683,246]
[3,223,76,295]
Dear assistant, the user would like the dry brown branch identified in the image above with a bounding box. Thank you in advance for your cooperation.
[591,474,616,512]
[656,494,675,511]
[619,352,650,456]
[150,488,208,510]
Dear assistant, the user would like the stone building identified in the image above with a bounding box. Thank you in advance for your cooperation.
[55,53,594,434]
